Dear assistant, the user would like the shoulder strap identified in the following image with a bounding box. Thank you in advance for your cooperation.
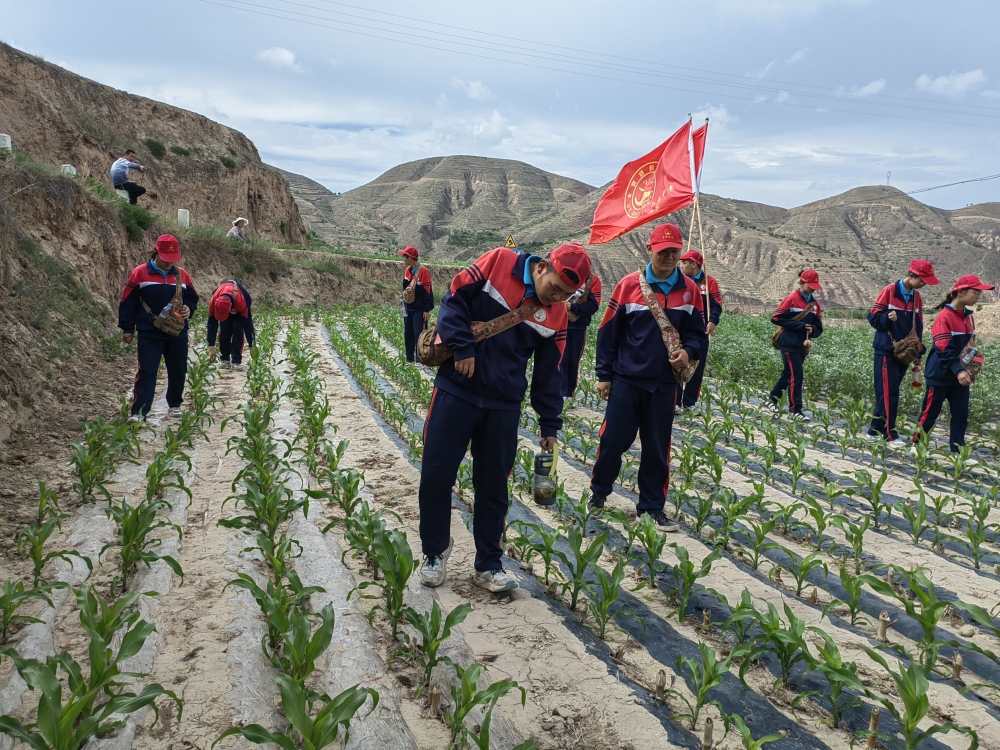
[637,268,682,355]
[790,302,814,321]
[472,299,543,341]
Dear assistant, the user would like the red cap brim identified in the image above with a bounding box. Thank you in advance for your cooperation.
[807,281,823,290]
[650,241,684,252]
[158,249,180,263]
[920,274,941,285]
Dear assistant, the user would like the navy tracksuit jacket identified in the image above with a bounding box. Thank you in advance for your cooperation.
[679,271,722,407]
[419,248,567,571]
[769,290,823,414]
[560,273,602,398]
[590,267,707,514]
[207,281,256,365]
[402,265,434,362]
[118,260,199,417]
[916,305,977,451]
[867,281,924,440]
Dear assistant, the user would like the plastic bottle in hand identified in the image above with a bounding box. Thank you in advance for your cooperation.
[911,365,922,389]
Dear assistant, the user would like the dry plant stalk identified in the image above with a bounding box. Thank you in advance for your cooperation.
[953,653,964,681]
[886,568,894,586]
[877,611,892,642]
[809,588,819,604]
[701,717,714,750]
[702,609,711,629]
[429,688,441,717]
[866,707,880,749]
[655,669,666,702]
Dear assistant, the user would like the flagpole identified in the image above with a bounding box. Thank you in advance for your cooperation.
[694,118,710,334]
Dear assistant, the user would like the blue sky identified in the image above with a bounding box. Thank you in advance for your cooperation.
[3,0,998,208]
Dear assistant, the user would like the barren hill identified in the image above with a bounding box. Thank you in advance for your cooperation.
[286,159,1000,308]
[0,42,307,245]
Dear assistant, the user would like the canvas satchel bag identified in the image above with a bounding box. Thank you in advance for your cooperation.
[959,334,984,384]
[402,264,421,305]
[143,268,187,336]
[891,299,924,365]
[637,269,698,384]
[771,302,815,357]
[417,299,543,367]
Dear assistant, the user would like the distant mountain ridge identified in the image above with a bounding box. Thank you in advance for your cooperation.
[284,157,1000,309]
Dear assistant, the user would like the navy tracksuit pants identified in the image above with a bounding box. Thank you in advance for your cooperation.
[560,327,588,397]
[869,353,908,440]
[131,330,188,418]
[591,380,677,514]
[404,311,426,363]
[219,316,249,364]
[419,388,519,572]
[770,350,805,414]
[679,340,709,407]
[916,382,969,452]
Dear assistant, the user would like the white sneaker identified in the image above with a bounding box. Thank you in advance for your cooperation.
[888,438,909,449]
[126,414,143,425]
[473,567,519,593]
[168,407,183,417]
[793,413,811,423]
[864,432,880,442]
[419,538,453,588]
[232,362,245,371]
[765,401,779,413]
[219,361,232,370]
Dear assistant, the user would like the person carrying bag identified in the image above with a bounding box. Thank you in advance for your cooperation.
[767,270,823,420]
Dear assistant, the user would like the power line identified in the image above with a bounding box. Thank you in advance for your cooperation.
[906,172,1000,195]
[197,0,1000,130]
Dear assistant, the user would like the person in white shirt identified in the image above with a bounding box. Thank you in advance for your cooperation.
[110,150,146,205]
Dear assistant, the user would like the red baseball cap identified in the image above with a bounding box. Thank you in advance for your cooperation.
[799,269,822,290]
[397,245,419,260]
[155,234,181,263]
[680,249,704,266]
[214,295,233,320]
[953,274,995,292]
[549,243,591,289]
[648,223,684,252]
[908,259,940,285]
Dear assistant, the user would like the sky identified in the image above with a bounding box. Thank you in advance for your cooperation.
[2,0,999,209]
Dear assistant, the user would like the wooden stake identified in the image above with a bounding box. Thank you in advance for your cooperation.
[701,717,714,750]
[953,652,964,681]
[866,707,880,748]
[877,611,892,643]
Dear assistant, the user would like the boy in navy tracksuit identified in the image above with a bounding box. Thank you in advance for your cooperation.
[207,280,256,369]
[589,223,707,530]
[678,249,722,408]
[916,275,994,452]
[418,244,591,593]
[398,245,434,363]
[866,260,939,445]
[118,235,198,422]
[560,272,602,398]
[768,270,824,419]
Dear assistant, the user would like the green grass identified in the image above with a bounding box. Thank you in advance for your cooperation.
[169,145,191,156]
[447,228,503,247]
[143,139,166,159]
[219,155,237,169]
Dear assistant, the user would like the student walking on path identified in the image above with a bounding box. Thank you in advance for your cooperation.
[678,248,722,409]
[418,243,591,593]
[118,235,198,423]
[398,245,434,363]
[207,279,256,370]
[588,223,707,531]
[560,271,602,398]
[110,150,147,205]
[768,270,824,420]
[915,275,993,452]
[866,260,939,447]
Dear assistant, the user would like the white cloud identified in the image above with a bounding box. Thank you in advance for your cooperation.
[692,104,736,131]
[914,69,986,97]
[471,110,511,144]
[785,48,809,64]
[451,77,493,101]
[982,90,1000,100]
[256,47,301,72]
[836,78,887,97]
[750,60,777,78]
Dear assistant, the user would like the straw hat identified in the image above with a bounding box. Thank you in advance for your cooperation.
[233,217,249,226]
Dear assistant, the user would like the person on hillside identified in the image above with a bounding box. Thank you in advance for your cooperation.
[588,223,707,531]
[767,270,824,420]
[678,248,722,409]
[398,245,434,363]
[118,235,198,423]
[418,243,591,593]
[207,279,256,371]
[560,270,603,398]
[110,150,147,205]
[866,260,939,447]
[914,275,993,452]
[227,218,249,242]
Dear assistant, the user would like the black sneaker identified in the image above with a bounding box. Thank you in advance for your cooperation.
[648,510,680,532]
[588,493,607,512]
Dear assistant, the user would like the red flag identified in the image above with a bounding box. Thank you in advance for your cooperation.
[692,121,708,180]
[589,120,695,245]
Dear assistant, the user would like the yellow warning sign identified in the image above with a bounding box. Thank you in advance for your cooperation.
[504,235,517,248]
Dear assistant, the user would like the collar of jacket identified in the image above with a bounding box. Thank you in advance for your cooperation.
[514,251,543,302]
[147,258,178,281]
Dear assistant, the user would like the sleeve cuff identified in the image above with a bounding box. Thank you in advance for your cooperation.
[451,343,476,361]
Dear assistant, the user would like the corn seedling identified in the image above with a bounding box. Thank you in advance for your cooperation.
[714,490,757,551]
[350,526,414,638]
[268,603,335,695]
[213,672,378,749]
[556,525,607,611]
[852,469,891,529]
[143,449,193,505]
[772,547,828,597]
[792,629,864,728]
[732,600,809,690]
[783,443,809,491]
[822,566,874,628]
[800,496,844,549]
[396,601,472,697]
[668,544,722,622]
[220,480,307,544]
[442,662,527,750]
[0,580,61,644]
[959,493,993,569]
[741,517,778,571]
[729,715,784,749]
[664,641,742,731]
[831,514,870,575]
[225,571,323,649]
[17,514,92,588]
[586,558,643,639]
[514,521,565,585]
[607,507,642,557]
[102,496,183,597]
[899,488,931,545]
[857,648,978,750]
[632,513,669,586]
[722,589,757,645]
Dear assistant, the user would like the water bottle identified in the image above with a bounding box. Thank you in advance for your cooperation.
[533,450,558,506]
[159,302,173,320]
[911,365,922,389]
[961,347,977,365]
